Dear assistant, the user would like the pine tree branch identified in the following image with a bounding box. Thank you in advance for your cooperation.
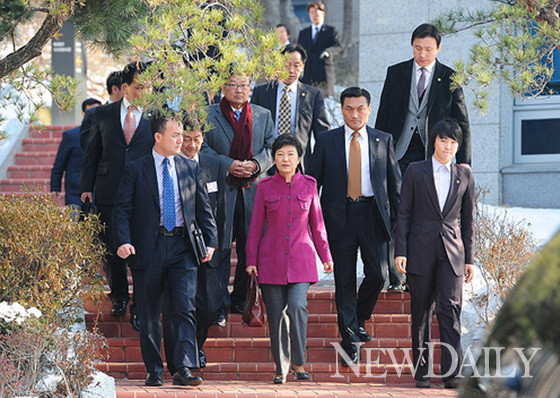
[0,11,69,79]
[3,7,51,42]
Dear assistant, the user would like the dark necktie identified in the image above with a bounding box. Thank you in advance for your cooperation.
[313,26,319,43]
[417,67,427,102]
[162,158,175,232]
[278,86,291,135]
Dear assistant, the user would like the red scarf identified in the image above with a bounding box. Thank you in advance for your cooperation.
[219,97,254,188]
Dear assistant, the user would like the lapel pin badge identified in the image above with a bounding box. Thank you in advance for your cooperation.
[437,78,442,82]
[375,138,380,142]
[456,179,460,184]
[302,92,306,97]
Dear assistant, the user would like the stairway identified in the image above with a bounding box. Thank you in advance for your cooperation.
[85,289,441,384]
[0,125,69,206]
[0,125,456,397]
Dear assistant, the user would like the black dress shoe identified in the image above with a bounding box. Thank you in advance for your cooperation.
[129,312,140,332]
[173,367,202,386]
[145,372,163,386]
[110,300,128,317]
[340,350,358,367]
[416,379,431,388]
[357,326,371,342]
[387,283,408,292]
[444,376,461,389]
[273,374,286,384]
[199,348,206,368]
[214,312,227,327]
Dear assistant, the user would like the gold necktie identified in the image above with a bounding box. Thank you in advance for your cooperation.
[347,131,362,201]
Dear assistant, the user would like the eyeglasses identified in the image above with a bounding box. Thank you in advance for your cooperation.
[224,83,251,90]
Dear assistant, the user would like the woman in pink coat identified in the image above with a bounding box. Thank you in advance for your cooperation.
[246,134,333,384]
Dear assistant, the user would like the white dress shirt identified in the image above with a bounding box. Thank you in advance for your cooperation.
[275,80,298,135]
[344,125,374,197]
[413,60,436,95]
[121,97,143,130]
[432,156,451,212]
[153,149,185,227]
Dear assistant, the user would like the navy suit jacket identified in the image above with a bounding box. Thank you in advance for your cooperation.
[394,159,475,276]
[251,80,330,171]
[113,153,218,270]
[50,126,83,205]
[308,126,401,242]
[79,106,95,151]
[80,100,154,206]
[375,59,471,164]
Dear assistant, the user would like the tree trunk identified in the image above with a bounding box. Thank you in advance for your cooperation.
[279,0,301,40]
[257,0,301,40]
[0,12,68,79]
[342,0,353,48]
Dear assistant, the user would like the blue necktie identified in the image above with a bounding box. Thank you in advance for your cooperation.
[162,158,175,232]
[234,109,241,121]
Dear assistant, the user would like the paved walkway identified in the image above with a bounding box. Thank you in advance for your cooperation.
[116,380,459,397]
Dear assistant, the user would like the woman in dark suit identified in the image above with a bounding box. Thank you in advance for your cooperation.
[246,134,333,384]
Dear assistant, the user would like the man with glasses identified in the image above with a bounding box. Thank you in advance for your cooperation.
[201,73,275,314]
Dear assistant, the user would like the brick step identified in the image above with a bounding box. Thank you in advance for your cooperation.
[88,312,423,341]
[102,336,442,365]
[21,137,63,152]
[29,126,75,139]
[114,380,458,398]
[0,178,50,192]
[97,362,443,384]
[7,165,55,179]
[84,290,410,321]
[14,151,57,165]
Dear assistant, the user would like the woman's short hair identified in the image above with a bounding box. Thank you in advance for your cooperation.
[272,134,303,158]
[428,117,463,149]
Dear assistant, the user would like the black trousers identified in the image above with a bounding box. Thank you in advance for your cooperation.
[330,200,387,353]
[132,234,198,374]
[408,237,463,381]
[216,248,232,313]
[398,131,425,177]
[162,249,228,374]
[98,205,130,302]
[229,189,248,309]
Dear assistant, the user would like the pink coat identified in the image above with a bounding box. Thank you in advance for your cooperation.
[246,172,332,285]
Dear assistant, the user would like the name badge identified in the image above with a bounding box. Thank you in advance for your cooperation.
[206,181,218,193]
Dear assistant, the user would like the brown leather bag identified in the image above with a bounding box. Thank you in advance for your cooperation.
[242,273,264,327]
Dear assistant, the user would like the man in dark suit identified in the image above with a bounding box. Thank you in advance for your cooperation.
[308,87,401,365]
[80,62,154,318]
[375,23,471,292]
[172,126,228,370]
[251,43,330,172]
[201,73,275,314]
[375,23,471,173]
[395,118,474,389]
[80,71,124,150]
[51,98,101,207]
[113,115,217,387]
[297,1,341,97]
